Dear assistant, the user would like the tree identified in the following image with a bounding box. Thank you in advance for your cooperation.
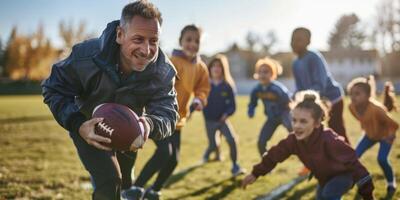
[0,38,4,77]
[375,0,400,53]
[328,13,367,50]
[245,31,259,51]
[59,20,95,55]
[261,30,278,55]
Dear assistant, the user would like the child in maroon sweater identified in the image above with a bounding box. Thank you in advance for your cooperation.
[242,90,374,200]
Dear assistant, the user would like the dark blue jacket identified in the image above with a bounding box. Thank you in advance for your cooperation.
[203,81,236,121]
[42,20,179,140]
[248,81,291,119]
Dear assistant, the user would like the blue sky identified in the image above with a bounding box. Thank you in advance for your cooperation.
[0,0,380,55]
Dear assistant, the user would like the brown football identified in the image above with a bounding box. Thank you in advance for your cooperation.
[92,103,144,151]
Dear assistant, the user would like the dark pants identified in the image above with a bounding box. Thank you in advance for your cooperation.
[134,130,181,191]
[328,99,349,144]
[70,132,137,200]
[258,111,292,156]
[203,120,238,166]
[316,174,354,200]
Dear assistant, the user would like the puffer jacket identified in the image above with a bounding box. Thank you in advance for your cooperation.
[42,20,179,140]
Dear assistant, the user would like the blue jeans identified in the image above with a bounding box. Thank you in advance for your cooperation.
[258,111,292,156]
[316,173,354,200]
[69,132,137,199]
[355,134,394,183]
[203,120,238,165]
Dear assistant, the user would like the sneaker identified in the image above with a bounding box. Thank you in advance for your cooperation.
[121,186,144,200]
[385,186,396,199]
[143,188,161,200]
[231,164,246,176]
[298,166,310,176]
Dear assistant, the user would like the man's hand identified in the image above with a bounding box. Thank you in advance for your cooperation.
[79,118,112,151]
[129,117,150,152]
[241,174,257,189]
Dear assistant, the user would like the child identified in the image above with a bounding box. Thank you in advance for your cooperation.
[242,91,374,200]
[202,54,245,176]
[291,27,349,144]
[248,57,293,156]
[347,76,399,198]
[123,24,210,200]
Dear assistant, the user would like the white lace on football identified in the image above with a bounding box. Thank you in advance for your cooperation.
[97,122,114,136]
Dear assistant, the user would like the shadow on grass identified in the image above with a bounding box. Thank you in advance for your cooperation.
[164,163,204,188]
[0,115,53,124]
[284,183,316,200]
[169,176,240,200]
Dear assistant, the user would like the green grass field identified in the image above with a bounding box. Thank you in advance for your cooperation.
[0,95,399,200]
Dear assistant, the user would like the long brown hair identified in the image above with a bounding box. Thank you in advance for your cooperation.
[208,54,236,92]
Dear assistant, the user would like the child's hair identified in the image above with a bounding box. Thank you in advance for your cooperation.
[208,54,236,92]
[383,81,397,112]
[293,90,328,122]
[347,75,376,99]
[347,76,397,112]
[292,27,311,40]
[253,57,283,80]
[179,24,202,45]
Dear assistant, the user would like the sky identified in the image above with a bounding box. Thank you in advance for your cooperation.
[0,0,381,55]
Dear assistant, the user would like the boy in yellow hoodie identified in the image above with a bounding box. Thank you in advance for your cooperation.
[124,24,210,199]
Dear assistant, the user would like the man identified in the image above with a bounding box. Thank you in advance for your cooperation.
[291,27,348,143]
[41,1,179,199]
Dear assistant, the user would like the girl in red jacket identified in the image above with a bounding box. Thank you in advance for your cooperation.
[242,90,374,200]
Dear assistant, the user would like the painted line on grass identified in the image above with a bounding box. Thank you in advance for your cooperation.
[257,175,308,200]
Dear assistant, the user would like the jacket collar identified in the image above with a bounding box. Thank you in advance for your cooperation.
[172,49,200,64]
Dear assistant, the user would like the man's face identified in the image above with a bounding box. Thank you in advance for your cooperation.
[116,15,160,72]
[291,31,309,55]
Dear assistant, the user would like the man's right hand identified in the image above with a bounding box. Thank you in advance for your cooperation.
[79,118,112,151]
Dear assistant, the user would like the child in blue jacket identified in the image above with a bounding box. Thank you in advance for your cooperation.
[203,54,245,176]
[248,57,293,156]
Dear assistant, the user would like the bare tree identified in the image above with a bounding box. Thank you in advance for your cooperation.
[261,30,278,55]
[246,31,259,51]
[375,0,400,53]
[59,20,95,54]
[328,13,367,50]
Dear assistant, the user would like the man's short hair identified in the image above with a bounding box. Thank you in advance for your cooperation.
[120,0,162,28]
[293,27,311,39]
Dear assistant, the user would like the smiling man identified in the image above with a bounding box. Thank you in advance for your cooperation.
[41,1,179,199]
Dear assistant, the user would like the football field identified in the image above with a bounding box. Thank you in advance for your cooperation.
[0,95,399,199]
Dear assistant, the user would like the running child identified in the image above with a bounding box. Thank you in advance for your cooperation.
[123,24,210,199]
[202,54,245,176]
[348,76,399,198]
[248,57,293,156]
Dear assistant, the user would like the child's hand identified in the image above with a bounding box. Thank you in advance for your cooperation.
[241,174,257,189]
[247,110,255,118]
[192,98,203,111]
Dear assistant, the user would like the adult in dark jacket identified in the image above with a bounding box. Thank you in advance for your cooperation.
[41,1,179,199]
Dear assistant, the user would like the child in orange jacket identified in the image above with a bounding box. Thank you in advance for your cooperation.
[125,24,210,199]
[348,76,399,198]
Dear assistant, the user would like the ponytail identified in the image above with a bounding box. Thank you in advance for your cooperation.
[383,81,397,112]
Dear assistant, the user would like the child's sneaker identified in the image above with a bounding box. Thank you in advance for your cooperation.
[298,166,310,176]
[143,188,161,200]
[385,185,396,199]
[121,185,144,200]
[231,164,246,176]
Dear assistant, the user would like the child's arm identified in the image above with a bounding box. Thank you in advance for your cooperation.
[244,135,295,186]
[308,54,329,92]
[193,63,211,110]
[220,85,236,122]
[325,136,374,199]
[248,88,258,118]
[377,107,399,136]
